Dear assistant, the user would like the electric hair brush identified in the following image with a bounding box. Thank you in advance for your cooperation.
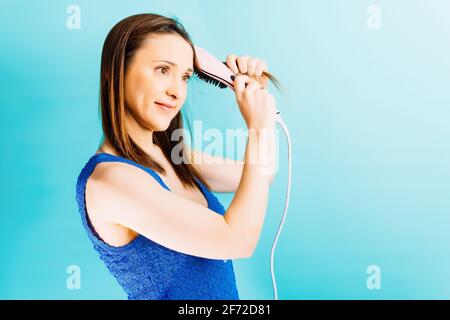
[193,45,292,301]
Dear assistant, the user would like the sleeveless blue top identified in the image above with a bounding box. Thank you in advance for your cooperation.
[75,153,240,300]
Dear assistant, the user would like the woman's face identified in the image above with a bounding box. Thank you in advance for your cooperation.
[124,33,194,131]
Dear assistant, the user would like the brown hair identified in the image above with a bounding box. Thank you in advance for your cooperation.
[99,13,280,190]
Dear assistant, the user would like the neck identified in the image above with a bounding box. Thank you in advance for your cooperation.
[125,111,156,154]
[99,113,162,157]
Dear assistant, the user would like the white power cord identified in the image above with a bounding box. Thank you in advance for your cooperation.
[270,113,292,300]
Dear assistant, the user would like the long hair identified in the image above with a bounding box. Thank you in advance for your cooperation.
[99,13,280,190]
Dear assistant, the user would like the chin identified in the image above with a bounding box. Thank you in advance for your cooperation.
[149,107,178,130]
[152,118,173,132]
[145,113,173,132]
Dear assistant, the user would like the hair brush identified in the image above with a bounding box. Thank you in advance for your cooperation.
[193,46,235,89]
[193,45,278,92]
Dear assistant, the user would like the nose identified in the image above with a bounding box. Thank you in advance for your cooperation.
[166,78,184,101]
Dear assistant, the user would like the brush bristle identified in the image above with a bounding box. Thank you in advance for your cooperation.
[194,71,228,89]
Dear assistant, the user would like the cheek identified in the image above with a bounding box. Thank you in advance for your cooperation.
[127,74,159,109]
[125,73,142,109]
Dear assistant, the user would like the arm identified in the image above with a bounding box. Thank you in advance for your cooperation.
[188,131,277,193]
[188,149,244,193]
[198,52,277,193]
[86,131,271,260]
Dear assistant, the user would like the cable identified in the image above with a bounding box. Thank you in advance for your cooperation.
[270,113,292,300]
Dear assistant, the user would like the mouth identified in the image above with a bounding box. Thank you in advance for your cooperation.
[155,101,176,111]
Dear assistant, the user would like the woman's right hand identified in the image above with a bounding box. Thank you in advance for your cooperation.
[233,75,277,131]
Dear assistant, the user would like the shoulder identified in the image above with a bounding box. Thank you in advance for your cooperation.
[89,159,155,186]
[89,160,133,183]
[85,160,162,218]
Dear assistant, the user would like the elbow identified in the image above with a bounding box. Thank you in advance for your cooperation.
[241,233,259,258]
[241,246,255,259]
[269,174,275,185]
[245,247,256,258]
[268,162,277,185]
[269,171,277,185]
[229,224,260,259]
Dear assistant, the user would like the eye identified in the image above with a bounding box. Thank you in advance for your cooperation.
[157,65,191,83]
[157,66,169,75]
[183,74,192,82]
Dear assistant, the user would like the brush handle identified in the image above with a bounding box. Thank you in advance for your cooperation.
[222,61,273,93]
[225,63,281,116]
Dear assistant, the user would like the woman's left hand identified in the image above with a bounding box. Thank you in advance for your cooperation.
[226,54,269,89]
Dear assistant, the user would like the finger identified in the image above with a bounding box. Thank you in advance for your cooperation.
[255,60,268,77]
[234,74,251,96]
[256,76,268,89]
[247,59,258,77]
[237,56,250,74]
[244,79,262,94]
[226,54,239,74]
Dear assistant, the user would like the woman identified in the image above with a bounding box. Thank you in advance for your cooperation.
[76,13,278,300]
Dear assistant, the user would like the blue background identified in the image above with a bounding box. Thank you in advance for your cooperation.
[1,0,449,299]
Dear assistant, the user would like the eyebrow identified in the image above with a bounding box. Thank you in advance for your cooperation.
[153,60,193,73]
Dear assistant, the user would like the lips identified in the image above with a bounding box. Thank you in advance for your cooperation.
[155,101,176,109]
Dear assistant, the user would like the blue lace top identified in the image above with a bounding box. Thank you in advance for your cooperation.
[75,152,240,300]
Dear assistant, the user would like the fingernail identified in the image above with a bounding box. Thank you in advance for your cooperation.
[230,75,235,81]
